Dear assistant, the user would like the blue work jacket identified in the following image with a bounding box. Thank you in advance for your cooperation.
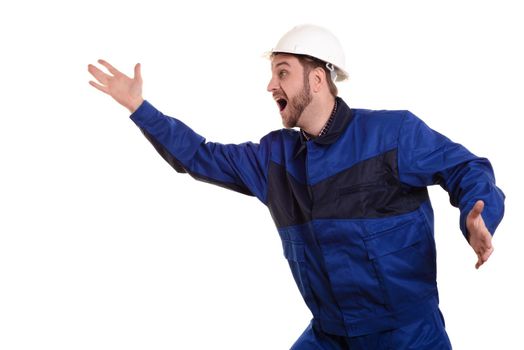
[130,97,505,337]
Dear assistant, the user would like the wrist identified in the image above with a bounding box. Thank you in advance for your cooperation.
[127,98,144,113]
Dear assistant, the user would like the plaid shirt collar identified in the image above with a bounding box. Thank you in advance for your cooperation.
[294,97,354,158]
[300,99,338,141]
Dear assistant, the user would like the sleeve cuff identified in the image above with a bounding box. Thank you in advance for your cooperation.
[129,100,156,126]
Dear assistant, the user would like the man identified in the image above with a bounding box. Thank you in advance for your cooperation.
[88,24,505,349]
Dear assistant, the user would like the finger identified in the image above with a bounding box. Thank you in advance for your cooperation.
[475,257,482,269]
[475,256,482,269]
[482,245,494,261]
[475,250,487,269]
[469,200,485,220]
[476,253,488,269]
[134,63,142,81]
[89,80,109,94]
[98,59,122,76]
[475,245,494,269]
[88,64,110,85]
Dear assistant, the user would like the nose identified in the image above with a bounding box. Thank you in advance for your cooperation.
[267,75,278,92]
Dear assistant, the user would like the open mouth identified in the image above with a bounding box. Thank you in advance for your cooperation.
[276,98,288,112]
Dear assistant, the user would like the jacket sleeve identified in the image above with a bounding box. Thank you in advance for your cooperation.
[397,111,505,238]
[129,100,270,203]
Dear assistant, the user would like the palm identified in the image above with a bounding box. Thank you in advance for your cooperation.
[88,59,143,112]
[108,72,141,103]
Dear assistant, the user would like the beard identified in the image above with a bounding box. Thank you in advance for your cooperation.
[281,77,312,129]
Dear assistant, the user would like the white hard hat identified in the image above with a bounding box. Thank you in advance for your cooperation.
[270,24,349,82]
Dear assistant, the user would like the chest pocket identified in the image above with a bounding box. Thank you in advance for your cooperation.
[313,149,422,219]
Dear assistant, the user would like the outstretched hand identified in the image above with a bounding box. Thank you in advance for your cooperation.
[466,200,494,269]
[88,59,144,113]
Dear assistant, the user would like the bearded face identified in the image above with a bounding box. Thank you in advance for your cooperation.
[268,54,313,129]
[274,76,312,128]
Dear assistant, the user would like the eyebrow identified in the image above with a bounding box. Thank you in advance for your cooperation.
[275,61,291,68]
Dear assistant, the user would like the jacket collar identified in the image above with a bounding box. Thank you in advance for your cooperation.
[293,97,353,158]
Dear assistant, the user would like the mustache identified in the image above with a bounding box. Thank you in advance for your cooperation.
[272,90,288,100]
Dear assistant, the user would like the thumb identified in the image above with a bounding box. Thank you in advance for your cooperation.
[469,200,485,220]
[134,63,142,81]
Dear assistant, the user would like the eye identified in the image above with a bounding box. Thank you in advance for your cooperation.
[278,70,288,79]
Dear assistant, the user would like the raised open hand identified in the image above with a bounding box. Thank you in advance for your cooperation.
[88,59,144,113]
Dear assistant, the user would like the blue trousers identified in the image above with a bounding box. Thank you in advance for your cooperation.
[291,309,452,350]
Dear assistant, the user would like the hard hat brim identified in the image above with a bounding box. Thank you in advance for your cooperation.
[264,50,349,82]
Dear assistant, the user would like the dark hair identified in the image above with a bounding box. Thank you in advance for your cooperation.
[295,55,338,97]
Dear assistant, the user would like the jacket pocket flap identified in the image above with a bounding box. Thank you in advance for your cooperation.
[364,222,423,260]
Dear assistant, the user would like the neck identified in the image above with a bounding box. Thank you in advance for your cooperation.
[299,96,336,136]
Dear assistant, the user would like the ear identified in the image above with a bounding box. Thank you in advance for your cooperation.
[310,67,326,93]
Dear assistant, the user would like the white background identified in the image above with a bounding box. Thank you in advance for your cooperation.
[0,0,522,349]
